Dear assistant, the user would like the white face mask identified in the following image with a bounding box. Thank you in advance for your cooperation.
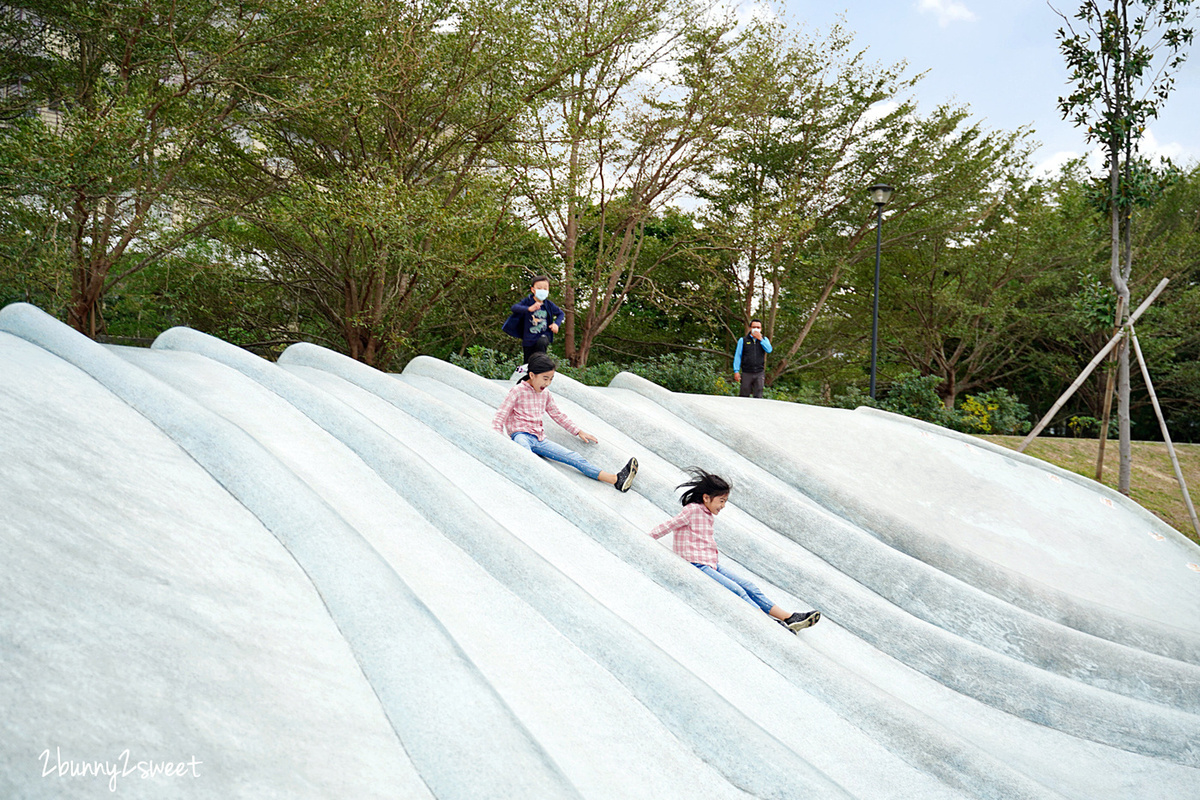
[534,288,549,301]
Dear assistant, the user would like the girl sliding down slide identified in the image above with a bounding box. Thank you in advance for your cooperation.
[492,352,637,492]
[649,468,820,633]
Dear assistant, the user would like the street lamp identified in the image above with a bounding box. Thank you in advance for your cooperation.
[867,183,893,399]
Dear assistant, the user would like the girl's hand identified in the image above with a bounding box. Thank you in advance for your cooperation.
[578,431,598,444]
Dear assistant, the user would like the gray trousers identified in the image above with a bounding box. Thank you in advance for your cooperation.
[739,371,765,398]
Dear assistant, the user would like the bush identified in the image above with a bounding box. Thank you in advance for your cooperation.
[558,361,622,387]
[449,345,520,379]
[830,385,879,410]
[628,352,731,395]
[957,388,1032,435]
[878,371,958,427]
[830,372,1033,436]
[1065,414,1118,438]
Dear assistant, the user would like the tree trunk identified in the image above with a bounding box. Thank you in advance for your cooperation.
[1112,165,1132,495]
[1094,295,1124,480]
[563,204,579,365]
[1115,0,1133,495]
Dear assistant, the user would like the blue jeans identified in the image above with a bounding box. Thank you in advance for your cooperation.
[693,562,775,613]
[511,432,602,480]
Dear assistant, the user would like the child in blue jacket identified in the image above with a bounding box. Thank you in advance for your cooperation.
[502,275,565,364]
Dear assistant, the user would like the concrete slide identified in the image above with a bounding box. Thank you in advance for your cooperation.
[1,301,1198,799]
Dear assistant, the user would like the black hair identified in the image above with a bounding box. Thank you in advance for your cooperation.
[521,351,557,381]
[677,467,731,506]
[530,274,551,287]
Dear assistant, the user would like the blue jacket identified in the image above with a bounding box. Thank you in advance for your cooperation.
[502,295,565,346]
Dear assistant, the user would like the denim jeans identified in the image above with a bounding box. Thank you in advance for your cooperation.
[693,562,775,613]
[511,432,601,480]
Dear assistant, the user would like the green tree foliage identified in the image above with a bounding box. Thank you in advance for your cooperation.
[511,0,742,367]
[880,167,1097,408]
[0,0,347,337]
[572,208,731,363]
[1055,0,1195,488]
[692,21,1029,391]
[211,0,575,369]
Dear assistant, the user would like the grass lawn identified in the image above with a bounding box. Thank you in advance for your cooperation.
[978,434,1200,547]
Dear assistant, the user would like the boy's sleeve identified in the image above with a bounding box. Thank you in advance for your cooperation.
[551,300,565,326]
[510,297,532,316]
[544,393,581,436]
[492,386,519,434]
[732,338,744,373]
[648,508,688,539]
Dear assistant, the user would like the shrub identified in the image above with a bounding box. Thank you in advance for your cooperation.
[628,352,730,395]
[558,361,622,387]
[1065,414,1118,438]
[449,345,520,379]
[878,371,957,427]
[958,388,1032,435]
[830,385,879,410]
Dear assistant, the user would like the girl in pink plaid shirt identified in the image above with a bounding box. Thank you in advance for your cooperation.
[649,468,820,632]
[493,353,638,492]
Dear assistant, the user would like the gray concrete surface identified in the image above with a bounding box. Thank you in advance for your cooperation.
[2,301,1199,799]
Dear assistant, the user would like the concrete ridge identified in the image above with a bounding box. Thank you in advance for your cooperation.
[0,305,581,800]
[396,357,1091,799]
[507,367,1200,764]
[602,371,1200,675]
[848,407,1200,662]
[150,333,855,800]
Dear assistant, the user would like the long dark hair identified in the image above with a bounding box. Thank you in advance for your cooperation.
[521,352,557,382]
[677,467,731,506]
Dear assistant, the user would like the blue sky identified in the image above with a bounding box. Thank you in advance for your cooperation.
[775,0,1200,175]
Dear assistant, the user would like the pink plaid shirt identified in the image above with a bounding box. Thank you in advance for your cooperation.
[649,502,720,567]
[492,381,582,440]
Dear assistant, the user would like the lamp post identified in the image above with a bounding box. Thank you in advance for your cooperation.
[868,183,893,399]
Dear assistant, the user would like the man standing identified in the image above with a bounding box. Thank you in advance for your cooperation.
[732,319,772,398]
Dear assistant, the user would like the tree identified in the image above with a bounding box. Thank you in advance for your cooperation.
[694,21,1027,388]
[882,168,1097,408]
[0,0,343,337]
[511,0,742,367]
[1055,0,1195,492]
[219,0,575,368]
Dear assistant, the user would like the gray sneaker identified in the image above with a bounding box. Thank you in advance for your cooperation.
[614,457,638,492]
[783,611,820,631]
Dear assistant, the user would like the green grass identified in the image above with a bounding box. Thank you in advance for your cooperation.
[978,435,1200,546]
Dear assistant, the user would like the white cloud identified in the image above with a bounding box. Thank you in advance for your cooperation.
[865,100,901,124]
[1032,148,1099,178]
[1032,128,1191,179]
[916,0,976,27]
[1138,127,1191,164]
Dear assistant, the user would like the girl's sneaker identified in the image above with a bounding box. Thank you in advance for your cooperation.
[783,611,820,631]
[614,457,638,492]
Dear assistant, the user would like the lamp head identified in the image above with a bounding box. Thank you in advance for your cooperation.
[868,183,894,206]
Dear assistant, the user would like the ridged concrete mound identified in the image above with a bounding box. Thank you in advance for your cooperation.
[2,301,1198,799]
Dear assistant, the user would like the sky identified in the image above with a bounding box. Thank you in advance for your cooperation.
[770,0,1200,176]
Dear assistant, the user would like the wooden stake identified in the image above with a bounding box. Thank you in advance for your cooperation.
[1018,278,1168,453]
[1129,324,1200,538]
